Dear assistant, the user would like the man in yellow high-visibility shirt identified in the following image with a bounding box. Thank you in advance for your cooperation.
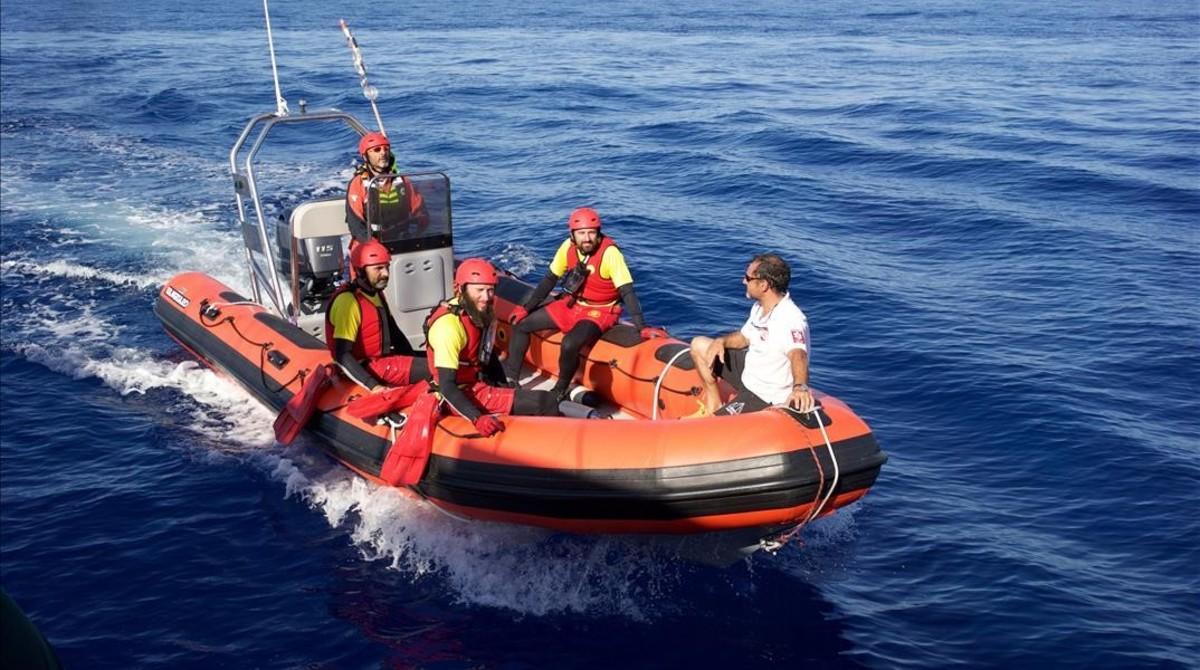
[503,207,667,400]
[324,240,427,391]
[425,259,559,436]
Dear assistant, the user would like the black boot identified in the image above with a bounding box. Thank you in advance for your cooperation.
[500,363,521,388]
[557,399,605,419]
[572,389,601,408]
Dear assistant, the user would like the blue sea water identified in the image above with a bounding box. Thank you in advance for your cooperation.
[2,0,1198,667]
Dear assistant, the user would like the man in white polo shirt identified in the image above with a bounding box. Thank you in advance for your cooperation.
[688,253,814,416]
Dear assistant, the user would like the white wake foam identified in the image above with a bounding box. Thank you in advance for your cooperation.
[1,258,169,290]
[492,243,542,278]
[1,277,687,618]
[270,457,685,618]
[2,296,275,449]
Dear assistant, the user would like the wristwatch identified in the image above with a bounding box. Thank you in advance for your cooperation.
[792,383,809,392]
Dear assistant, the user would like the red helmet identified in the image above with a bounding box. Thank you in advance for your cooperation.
[350,240,391,270]
[454,258,498,290]
[358,131,390,156]
[567,207,601,232]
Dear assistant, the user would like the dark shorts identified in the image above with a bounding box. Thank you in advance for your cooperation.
[712,348,771,416]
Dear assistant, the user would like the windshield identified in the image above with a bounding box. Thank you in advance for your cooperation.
[365,172,453,253]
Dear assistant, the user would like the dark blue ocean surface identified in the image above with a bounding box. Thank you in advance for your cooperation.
[2,0,1198,667]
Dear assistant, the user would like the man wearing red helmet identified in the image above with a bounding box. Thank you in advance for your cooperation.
[324,240,428,392]
[345,131,428,243]
[503,207,665,400]
[424,258,559,436]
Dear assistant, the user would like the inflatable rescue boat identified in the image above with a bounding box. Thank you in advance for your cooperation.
[154,32,885,559]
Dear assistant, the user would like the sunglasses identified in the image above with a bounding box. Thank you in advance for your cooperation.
[743,274,762,282]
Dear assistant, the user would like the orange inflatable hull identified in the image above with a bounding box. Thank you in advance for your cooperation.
[155,271,886,538]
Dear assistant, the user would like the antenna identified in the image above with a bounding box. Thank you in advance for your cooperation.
[263,0,289,116]
[340,19,386,135]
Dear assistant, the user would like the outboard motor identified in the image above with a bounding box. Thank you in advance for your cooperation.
[294,234,344,315]
[283,198,352,325]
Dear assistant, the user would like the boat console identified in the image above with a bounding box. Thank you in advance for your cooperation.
[230,109,456,347]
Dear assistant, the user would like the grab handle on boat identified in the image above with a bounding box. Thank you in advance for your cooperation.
[651,346,692,420]
[378,413,408,431]
[378,412,409,450]
[781,400,831,429]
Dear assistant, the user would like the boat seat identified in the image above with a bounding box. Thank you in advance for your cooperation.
[495,275,680,352]
[290,198,350,240]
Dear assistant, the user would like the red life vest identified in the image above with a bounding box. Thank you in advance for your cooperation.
[423,301,485,386]
[324,285,392,360]
[565,235,620,304]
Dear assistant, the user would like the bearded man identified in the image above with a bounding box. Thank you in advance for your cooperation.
[424,259,560,436]
[503,207,665,400]
[324,240,428,391]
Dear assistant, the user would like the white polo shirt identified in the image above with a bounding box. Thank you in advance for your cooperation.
[738,293,809,404]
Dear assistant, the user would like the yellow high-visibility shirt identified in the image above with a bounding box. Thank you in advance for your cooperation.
[548,238,633,288]
[327,290,385,342]
[426,298,469,370]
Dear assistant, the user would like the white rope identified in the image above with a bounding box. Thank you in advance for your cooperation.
[802,406,841,525]
[378,413,408,432]
[262,0,289,116]
[651,346,692,421]
[758,404,841,554]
